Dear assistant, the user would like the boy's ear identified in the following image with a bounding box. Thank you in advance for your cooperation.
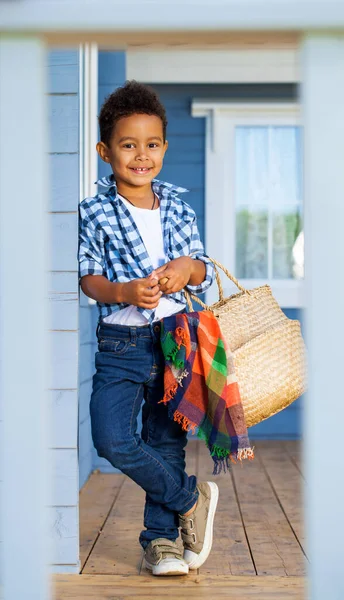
[163,139,168,155]
[96,141,111,163]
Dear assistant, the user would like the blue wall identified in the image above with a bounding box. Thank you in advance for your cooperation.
[97,58,302,440]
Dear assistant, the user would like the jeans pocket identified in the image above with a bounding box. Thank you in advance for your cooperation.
[98,338,130,355]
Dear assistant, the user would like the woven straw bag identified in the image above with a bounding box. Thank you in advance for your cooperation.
[184,258,307,428]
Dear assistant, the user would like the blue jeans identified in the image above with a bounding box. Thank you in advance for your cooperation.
[90,318,198,549]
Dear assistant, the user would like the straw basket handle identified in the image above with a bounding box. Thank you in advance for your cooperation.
[184,257,248,312]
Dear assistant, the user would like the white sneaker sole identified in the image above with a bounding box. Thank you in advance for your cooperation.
[145,558,189,576]
[183,481,219,570]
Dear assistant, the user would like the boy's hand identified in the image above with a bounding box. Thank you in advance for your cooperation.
[155,257,194,294]
[121,271,162,309]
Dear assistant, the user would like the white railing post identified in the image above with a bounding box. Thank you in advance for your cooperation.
[0,36,51,599]
[302,33,344,600]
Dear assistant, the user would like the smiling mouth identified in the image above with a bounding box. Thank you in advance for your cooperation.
[129,167,152,174]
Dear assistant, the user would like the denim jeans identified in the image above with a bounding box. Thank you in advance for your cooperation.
[90,318,199,549]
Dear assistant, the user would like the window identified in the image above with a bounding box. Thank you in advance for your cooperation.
[192,102,304,307]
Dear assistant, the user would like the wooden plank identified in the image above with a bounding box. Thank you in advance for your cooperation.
[50,213,78,271]
[255,441,306,553]
[49,295,78,331]
[50,448,78,506]
[196,442,256,576]
[283,440,304,479]
[48,63,79,94]
[53,573,305,600]
[49,272,78,294]
[79,472,125,571]
[83,477,145,575]
[231,442,306,576]
[48,51,79,67]
[49,95,79,153]
[45,31,301,49]
[49,154,79,212]
[49,331,78,389]
[185,439,199,474]
[49,506,79,566]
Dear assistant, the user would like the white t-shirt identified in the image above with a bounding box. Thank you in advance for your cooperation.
[103,195,184,326]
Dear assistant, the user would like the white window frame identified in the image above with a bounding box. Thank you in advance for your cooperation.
[192,101,304,308]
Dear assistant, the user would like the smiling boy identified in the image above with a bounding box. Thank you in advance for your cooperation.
[78,80,218,576]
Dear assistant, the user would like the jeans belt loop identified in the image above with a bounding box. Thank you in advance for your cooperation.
[130,326,137,346]
[96,321,101,339]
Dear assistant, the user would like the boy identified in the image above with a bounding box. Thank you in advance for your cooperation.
[79,80,219,576]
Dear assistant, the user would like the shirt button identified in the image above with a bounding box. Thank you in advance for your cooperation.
[154,325,160,333]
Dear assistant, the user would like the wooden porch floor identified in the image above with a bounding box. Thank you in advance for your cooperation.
[53,440,306,599]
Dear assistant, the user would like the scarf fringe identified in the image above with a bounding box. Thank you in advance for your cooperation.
[173,409,197,433]
[197,428,255,471]
[159,382,178,404]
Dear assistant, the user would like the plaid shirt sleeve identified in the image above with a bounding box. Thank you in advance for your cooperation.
[78,201,105,279]
[185,215,215,295]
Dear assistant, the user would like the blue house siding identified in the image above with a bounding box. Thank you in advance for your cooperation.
[48,49,80,571]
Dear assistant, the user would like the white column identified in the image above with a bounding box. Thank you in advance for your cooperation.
[0,37,51,599]
[302,33,344,600]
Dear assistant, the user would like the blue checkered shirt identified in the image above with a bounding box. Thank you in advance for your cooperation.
[78,174,215,323]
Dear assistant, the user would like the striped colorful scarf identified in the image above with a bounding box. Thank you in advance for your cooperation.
[159,310,254,473]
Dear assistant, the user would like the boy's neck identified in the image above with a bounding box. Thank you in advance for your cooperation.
[116,180,155,205]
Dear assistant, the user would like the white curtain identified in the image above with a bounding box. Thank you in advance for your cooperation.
[235,125,302,279]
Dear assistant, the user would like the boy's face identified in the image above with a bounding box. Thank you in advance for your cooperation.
[97,113,168,192]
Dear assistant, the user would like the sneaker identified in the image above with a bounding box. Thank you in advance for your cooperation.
[179,481,219,570]
[144,538,189,576]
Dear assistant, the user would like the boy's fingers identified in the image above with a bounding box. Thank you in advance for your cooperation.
[142,276,158,287]
[140,293,162,306]
[143,285,161,297]
[140,302,160,309]
[155,264,168,275]
[148,270,158,280]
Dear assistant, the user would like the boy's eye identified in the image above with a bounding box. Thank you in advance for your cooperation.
[123,143,135,149]
[148,143,159,148]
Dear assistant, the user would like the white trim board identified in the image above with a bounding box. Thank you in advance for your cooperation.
[192,101,304,308]
[127,49,299,83]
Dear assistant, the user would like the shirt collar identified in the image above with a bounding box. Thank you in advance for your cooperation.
[95,173,189,196]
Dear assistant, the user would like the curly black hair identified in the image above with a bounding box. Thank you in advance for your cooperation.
[98,80,168,147]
